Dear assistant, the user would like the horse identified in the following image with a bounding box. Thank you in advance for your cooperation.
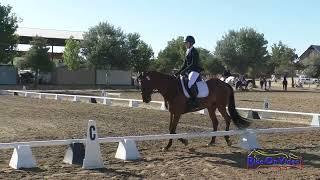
[220,76,236,86]
[138,71,251,151]
[235,79,254,91]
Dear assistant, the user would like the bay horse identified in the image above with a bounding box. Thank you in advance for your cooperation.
[138,71,250,151]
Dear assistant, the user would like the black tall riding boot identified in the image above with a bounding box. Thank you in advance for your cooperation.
[187,84,199,110]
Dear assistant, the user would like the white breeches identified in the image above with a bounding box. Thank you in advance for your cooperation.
[188,71,199,88]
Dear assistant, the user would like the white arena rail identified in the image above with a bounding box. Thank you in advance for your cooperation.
[237,107,318,116]
[4,90,320,123]
[2,126,318,150]
[5,90,165,109]
[6,90,163,104]
[0,119,319,170]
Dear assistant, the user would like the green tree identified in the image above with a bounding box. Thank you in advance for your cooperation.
[198,48,224,75]
[63,36,82,71]
[215,28,269,77]
[271,41,298,87]
[154,36,186,73]
[0,3,19,64]
[305,57,320,78]
[127,33,154,73]
[20,36,54,85]
[81,21,129,70]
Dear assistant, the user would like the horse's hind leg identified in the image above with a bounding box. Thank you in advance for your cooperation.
[207,105,218,146]
[218,106,232,146]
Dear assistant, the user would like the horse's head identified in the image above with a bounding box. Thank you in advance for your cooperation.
[138,71,156,103]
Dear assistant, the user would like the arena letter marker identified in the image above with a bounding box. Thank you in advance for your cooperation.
[82,120,104,169]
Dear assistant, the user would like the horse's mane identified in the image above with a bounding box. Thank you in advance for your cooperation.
[146,71,180,104]
[147,71,176,80]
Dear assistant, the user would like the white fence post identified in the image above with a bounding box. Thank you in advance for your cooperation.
[160,102,167,111]
[311,115,320,126]
[55,94,60,101]
[198,109,208,115]
[103,98,112,106]
[261,98,271,119]
[115,139,140,161]
[9,145,37,169]
[240,130,260,150]
[63,142,85,165]
[73,96,79,102]
[129,100,139,108]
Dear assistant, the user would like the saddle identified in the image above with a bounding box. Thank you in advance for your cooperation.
[179,75,209,98]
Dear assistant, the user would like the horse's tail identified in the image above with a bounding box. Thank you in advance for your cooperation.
[226,84,251,129]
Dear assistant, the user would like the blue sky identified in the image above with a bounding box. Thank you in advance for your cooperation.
[2,0,320,56]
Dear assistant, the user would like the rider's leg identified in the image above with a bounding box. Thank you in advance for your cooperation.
[188,71,200,88]
[187,71,200,108]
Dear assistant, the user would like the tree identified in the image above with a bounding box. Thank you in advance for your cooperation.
[81,22,129,70]
[215,28,269,77]
[0,3,19,64]
[271,41,298,87]
[63,36,82,71]
[21,36,54,85]
[127,33,154,73]
[154,36,186,73]
[305,57,320,78]
[198,48,224,75]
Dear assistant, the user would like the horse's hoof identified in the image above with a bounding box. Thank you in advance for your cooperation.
[181,139,189,146]
[162,147,169,152]
[207,142,215,146]
[227,141,232,147]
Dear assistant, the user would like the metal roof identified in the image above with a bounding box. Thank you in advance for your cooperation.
[299,45,320,61]
[16,27,84,40]
[311,45,320,53]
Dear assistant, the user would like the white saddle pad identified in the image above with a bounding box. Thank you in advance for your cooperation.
[180,77,209,98]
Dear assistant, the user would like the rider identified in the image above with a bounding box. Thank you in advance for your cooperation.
[223,68,231,79]
[175,35,203,108]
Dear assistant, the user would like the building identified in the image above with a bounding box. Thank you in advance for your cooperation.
[0,65,17,85]
[299,45,320,65]
[16,27,84,61]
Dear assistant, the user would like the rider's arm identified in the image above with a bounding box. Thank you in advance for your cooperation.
[176,60,187,75]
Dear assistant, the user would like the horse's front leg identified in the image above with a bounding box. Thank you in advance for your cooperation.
[162,113,173,151]
[163,113,185,151]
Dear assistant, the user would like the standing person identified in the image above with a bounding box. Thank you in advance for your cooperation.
[283,75,288,91]
[175,35,203,108]
[223,69,231,79]
[260,76,264,89]
[268,79,271,90]
[263,77,267,90]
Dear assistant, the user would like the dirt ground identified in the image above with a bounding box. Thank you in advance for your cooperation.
[0,90,320,179]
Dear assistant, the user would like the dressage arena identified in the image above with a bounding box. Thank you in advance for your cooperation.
[0,90,320,179]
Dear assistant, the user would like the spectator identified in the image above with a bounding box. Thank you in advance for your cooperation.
[268,79,271,89]
[223,69,231,78]
[260,77,264,89]
[263,77,267,90]
[283,75,288,91]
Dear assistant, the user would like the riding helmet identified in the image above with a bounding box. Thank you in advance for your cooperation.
[185,36,195,44]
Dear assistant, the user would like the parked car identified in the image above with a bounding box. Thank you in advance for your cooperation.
[299,77,314,84]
